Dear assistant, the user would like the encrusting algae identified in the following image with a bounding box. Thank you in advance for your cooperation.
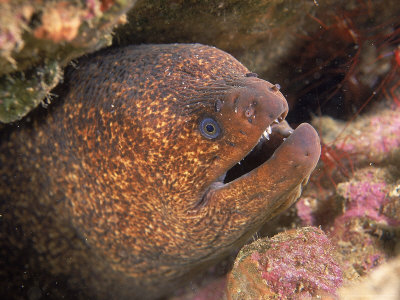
[0,44,320,299]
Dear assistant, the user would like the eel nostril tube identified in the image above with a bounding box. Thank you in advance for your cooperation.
[270,84,281,92]
[245,105,255,118]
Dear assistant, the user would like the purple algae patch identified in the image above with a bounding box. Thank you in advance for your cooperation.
[338,179,399,226]
[252,227,342,298]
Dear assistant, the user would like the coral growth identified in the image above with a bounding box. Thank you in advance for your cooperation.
[299,105,400,225]
[295,102,400,281]
[227,227,343,299]
[337,175,398,226]
[0,60,62,123]
[0,0,135,123]
[226,163,400,299]
[330,166,400,277]
[313,106,400,166]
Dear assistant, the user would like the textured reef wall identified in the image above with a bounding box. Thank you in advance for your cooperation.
[0,0,136,123]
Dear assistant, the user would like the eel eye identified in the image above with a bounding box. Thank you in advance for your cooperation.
[199,117,221,139]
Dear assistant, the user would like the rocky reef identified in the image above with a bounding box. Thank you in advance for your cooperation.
[227,227,343,299]
[0,0,135,123]
[339,255,400,300]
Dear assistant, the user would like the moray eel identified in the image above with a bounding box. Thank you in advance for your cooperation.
[0,44,320,299]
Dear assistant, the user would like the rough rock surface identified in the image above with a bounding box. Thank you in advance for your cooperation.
[227,227,343,299]
[0,0,135,123]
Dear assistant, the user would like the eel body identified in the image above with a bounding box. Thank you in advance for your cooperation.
[0,44,321,299]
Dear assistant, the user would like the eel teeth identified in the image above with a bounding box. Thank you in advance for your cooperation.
[262,126,271,140]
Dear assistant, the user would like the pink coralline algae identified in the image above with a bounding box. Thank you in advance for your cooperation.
[295,197,317,226]
[339,111,400,156]
[227,227,343,299]
[256,229,342,298]
[312,106,400,165]
[338,181,390,223]
[336,173,400,226]
[324,167,400,278]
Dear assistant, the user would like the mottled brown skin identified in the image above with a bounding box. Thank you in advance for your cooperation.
[0,44,321,299]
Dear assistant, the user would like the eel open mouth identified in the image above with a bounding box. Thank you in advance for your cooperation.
[223,120,295,184]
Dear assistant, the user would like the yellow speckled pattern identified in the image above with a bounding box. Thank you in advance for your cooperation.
[0,44,320,299]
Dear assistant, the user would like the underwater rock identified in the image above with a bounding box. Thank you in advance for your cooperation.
[329,166,400,280]
[336,169,400,227]
[293,104,400,229]
[0,60,62,124]
[170,276,227,300]
[226,227,343,299]
[339,255,400,300]
[0,0,136,123]
[115,0,318,74]
[294,101,400,283]
[312,105,400,166]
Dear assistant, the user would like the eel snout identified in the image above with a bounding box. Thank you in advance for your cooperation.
[267,122,321,195]
[275,122,321,177]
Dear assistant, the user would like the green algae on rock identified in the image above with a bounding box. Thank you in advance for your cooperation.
[0,60,62,123]
[0,0,136,123]
[0,44,320,299]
